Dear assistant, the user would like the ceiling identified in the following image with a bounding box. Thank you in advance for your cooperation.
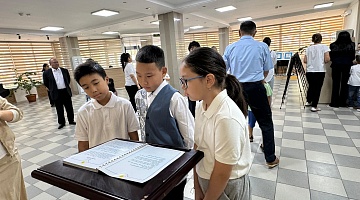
[0,0,353,42]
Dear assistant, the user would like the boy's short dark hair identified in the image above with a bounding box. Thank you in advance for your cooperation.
[263,37,271,47]
[74,61,107,83]
[356,55,360,63]
[135,45,165,70]
[188,41,200,51]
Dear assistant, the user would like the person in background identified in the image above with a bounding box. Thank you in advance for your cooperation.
[42,63,55,107]
[248,82,272,143]
[223,20,278,168]
[180,47,251,200]
[329,31,356,108]
[74,61,139,152]
[211,46,218,52]
[187,41,201,117]
[304,33,330,112]
[347,55,360,111]
[263,37,277,91]
[43,57,76,129]
[121,53,140,111]
[108,78,118,96]
[0,96,27,200]
[136,45,194,200]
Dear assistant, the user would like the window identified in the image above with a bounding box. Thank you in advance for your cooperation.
[78,39,122,68]
[0,42,70,89]
[230,16,343,52]
[184,32,220,51]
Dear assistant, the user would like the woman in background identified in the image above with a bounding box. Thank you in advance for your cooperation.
[0,96,27,200]
[329,31,356,107]
[42,63,54,107]
[304,33,330,112]
[121,53,139,111]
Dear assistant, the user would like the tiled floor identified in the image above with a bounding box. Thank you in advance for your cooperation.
[10,77,360,200]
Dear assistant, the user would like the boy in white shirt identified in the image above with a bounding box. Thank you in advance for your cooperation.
[348,55,360,111]
[74,61,139,152]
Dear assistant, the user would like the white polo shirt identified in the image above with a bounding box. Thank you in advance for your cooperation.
[348,64,360,86]
[195,90,251,180]
[75,92,140,148]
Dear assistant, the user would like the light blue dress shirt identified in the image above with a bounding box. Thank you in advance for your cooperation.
[223,35,274,82]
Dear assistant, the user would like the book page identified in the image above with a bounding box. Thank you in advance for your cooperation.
[63,140,145,171]
[99,145,185,183]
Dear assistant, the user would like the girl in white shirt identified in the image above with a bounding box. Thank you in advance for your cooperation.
[121,53,140,111]
[304,33,330,112]
[180,47,251,200]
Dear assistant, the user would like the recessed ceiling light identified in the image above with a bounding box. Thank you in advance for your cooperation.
[40,26,64,31]
[237,17,252,22]
[190,26,203,29]
[150,20,160,25]
[215,6,237,12]
[314,2,333,9]
[174,18,181,22]
[140,39,147,42]
[102,31,119,35]
[91,9,119,17]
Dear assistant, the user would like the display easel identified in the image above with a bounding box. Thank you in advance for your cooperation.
[280,53,308,109]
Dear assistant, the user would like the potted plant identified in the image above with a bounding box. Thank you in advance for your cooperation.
[15,72,42,102]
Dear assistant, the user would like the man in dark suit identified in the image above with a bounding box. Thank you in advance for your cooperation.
[43,57,76,129]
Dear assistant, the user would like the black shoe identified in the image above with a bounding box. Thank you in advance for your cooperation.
[69,121,76,125]
[58,124,65,129]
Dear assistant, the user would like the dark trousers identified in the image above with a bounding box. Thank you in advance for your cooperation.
[348,85,360,107]
[306,72,325,108]
[54,89,74,125]
[331,66,351,107]
[125,85,138,112]
[241,81,276,163]
[163,179,187,200]
[47,91,54,105]
[188,98,196,117]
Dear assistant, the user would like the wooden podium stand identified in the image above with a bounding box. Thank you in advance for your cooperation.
[31,145,203,200]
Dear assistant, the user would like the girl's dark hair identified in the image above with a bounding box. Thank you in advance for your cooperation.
[312,33,322,43]
[42,63,49,72]
[183,47,247,116]
[335,31,352,44]
[120,53,131,71]
[74,61,107,84]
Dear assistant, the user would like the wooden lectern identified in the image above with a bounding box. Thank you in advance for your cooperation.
[32,143,203,200]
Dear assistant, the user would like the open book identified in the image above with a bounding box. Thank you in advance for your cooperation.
[63,139,185,183]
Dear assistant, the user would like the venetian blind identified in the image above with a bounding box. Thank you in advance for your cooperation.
[230,16,343,52]
[184,31,220,51]
[78,39,122,68]
[0,41,71,89]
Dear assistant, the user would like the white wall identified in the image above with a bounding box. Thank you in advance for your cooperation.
[343,0,359,43]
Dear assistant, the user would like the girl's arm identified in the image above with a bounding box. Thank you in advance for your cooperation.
[203,160,233,200]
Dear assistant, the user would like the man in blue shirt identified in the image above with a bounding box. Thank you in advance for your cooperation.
[223,21,279,168]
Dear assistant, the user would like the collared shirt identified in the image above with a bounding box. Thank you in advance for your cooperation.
[195,90,251,179]
[348,64,360,86]
[52,68,66,89]
[146,80,194,149]
[223,35,273,82]
[75,92,140,148]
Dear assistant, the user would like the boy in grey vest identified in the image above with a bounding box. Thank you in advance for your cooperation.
[135,45,194,200]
